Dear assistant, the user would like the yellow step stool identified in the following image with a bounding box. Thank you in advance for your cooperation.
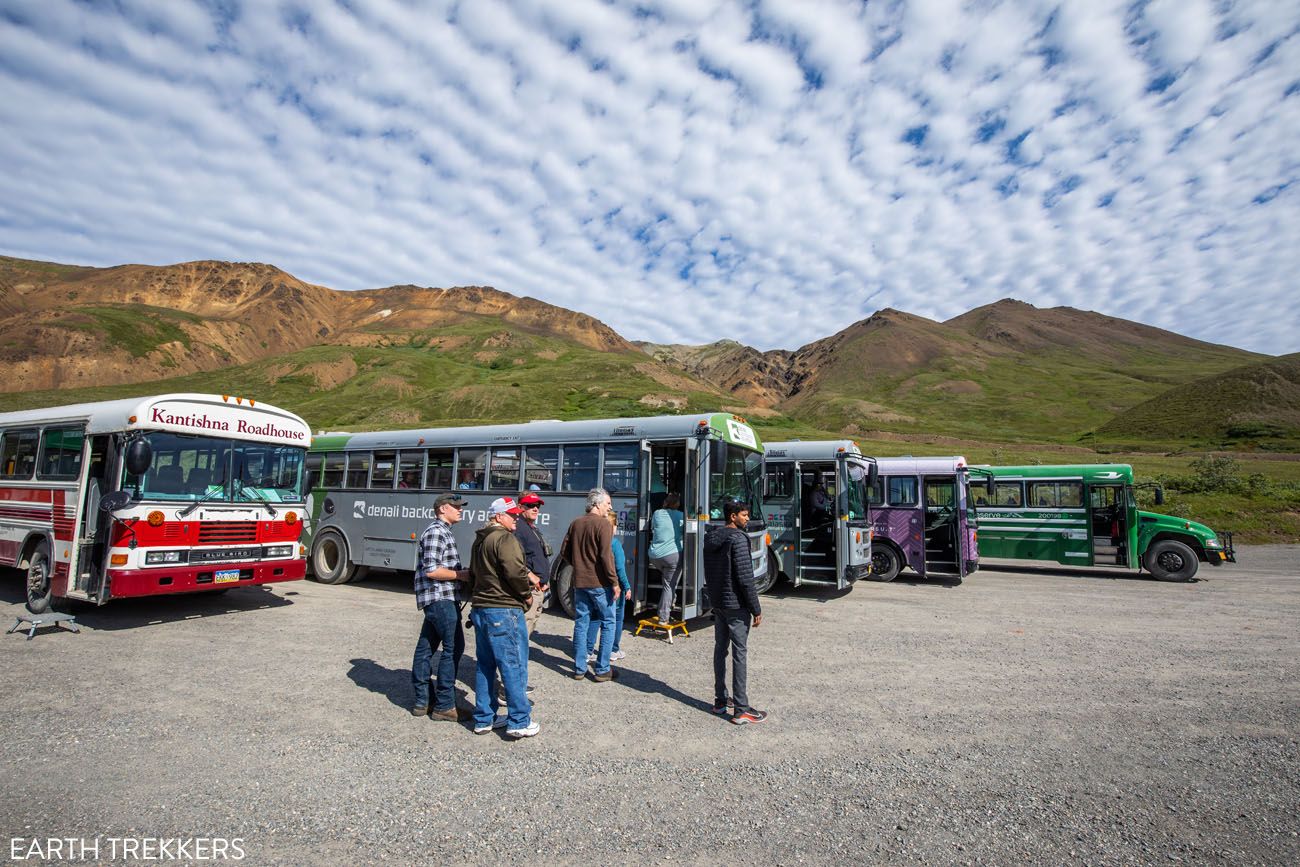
[635,616,689,643]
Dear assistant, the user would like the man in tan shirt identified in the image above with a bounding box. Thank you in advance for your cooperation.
[561,488,621,681]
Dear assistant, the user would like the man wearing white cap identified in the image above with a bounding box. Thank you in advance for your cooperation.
[467,496,538,737]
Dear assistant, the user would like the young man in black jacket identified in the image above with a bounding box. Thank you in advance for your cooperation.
[702,499,767,724]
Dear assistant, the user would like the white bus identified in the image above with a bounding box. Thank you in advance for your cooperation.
[304,413,768,621]
[761,441,876,591]
[0,393,311,612]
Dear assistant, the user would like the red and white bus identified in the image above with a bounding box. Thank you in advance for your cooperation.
[0,393,311,612]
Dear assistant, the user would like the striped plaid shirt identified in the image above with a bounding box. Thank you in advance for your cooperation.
[414,518,465,608]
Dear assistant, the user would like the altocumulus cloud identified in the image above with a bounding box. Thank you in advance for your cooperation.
[0,0,1297,353]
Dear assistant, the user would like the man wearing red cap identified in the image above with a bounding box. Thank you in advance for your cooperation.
[513,491,551,636]
[467,496,537,737]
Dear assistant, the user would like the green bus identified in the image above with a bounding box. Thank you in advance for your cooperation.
[973,464,1234,582]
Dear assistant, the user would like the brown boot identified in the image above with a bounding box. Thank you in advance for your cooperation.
[428,707,460,722]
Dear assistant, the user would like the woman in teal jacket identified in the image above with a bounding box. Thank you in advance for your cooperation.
[649,493,685,623]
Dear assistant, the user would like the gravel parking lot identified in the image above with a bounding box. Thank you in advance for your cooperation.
[2,546,1298,865]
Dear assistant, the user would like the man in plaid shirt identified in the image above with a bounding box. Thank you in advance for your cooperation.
[411,492,470,721]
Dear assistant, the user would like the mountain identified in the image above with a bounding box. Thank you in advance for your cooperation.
[0,255,1279,445]
[1096,353,1300,447]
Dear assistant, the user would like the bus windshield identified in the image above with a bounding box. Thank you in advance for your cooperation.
[124,432,306,503]
[844,460,870,519]
[709,443,763,518]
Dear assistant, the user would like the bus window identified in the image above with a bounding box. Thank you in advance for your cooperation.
[764,465,794,500]
[845,464,869,519]
[970,479,991,506]
[322,452,345,488]
[866,476,884,506]
[602,444,639,494]
[397,450,423,488]
[456,448,485,489]
[522,446,557,491]
[0,429,38,479]
[345,452,371,488]
[925,480,955,507]
[371,450,396,489]
[561,444,599,492]
[426,449,453,489]
[994,482,1023,507]
[887,476,918,507]
[489,448,520,490]
[1028,482,1062,508]
[305,453,323,490]
[38,426,85,480]
[1058,482,1083,508]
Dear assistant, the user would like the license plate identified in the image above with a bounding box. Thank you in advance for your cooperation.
[214,569,241,584]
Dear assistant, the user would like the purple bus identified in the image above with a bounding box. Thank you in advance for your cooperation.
[866,456,979,583]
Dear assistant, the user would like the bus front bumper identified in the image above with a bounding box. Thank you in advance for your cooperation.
[1207,531,1236,564]
[106,559,307,599]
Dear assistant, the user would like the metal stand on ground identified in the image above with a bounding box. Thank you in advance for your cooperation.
[634,615,689,644]
[7,611,80,640]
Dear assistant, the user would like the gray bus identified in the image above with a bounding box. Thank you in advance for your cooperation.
[761,441,876,591]
[303,413,768,620]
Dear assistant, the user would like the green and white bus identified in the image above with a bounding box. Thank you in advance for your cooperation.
[973,464,1235,582]
[303,413,768,620]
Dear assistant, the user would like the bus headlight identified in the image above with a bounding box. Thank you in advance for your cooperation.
[145,550,185,564]
[1205,537,1221,548]
[264,545,295,558]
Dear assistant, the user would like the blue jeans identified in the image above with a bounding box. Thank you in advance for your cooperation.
[573,586,615,675]
[585,587,628,656]
[411,599,464,712]
[471,607,530,730]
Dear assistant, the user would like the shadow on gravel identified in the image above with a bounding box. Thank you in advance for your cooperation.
[987,564,1193,583]
[348,658,410,710]
[763,583,855,602]
[613,665,715,715]
[340,569,412,594]
[0,582,294,631]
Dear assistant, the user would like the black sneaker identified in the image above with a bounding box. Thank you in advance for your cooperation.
[732,707,767,725]
[711,699,731,715]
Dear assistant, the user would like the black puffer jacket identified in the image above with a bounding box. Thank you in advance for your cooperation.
[702,525,761,614]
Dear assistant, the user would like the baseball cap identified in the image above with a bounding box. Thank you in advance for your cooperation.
[488,496,524,517]
[434,493,468,510]
[518,492,545,507]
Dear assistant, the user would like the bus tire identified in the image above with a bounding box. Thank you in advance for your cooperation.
[754,550,781,594]
[552,562,575,618]
[868,544,902,582]
[1144,539,1199,582]
[347,565,371,584]
[311,531,357,585]
[25,540,53,614]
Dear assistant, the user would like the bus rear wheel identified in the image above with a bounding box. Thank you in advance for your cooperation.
[25,541,53,614]
[1144,539,1199,582]
[552,562,575,618]
[311,532,357,585]
[869,545,902,582]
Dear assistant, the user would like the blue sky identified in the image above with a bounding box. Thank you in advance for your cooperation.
[1,0,1297,354]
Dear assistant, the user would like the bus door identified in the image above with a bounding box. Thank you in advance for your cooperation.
[73,434,114,601]
[835,457,872,588]
[645,441,688,613]
[791,463,835,586]
[1088,483,1128,567]
[922,475,961,575]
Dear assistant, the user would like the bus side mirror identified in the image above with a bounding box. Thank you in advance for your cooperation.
[100,490,132,512]
[867,464,879,487]
[125,438,153,476]
[1154,487,1165,506]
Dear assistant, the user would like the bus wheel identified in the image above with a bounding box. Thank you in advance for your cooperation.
[754,550,781,594]
[869,546,901,582]
[1145,540,1199,582]
[311,531,357,585]
[25,541,53,614]
[552,563,575,618]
